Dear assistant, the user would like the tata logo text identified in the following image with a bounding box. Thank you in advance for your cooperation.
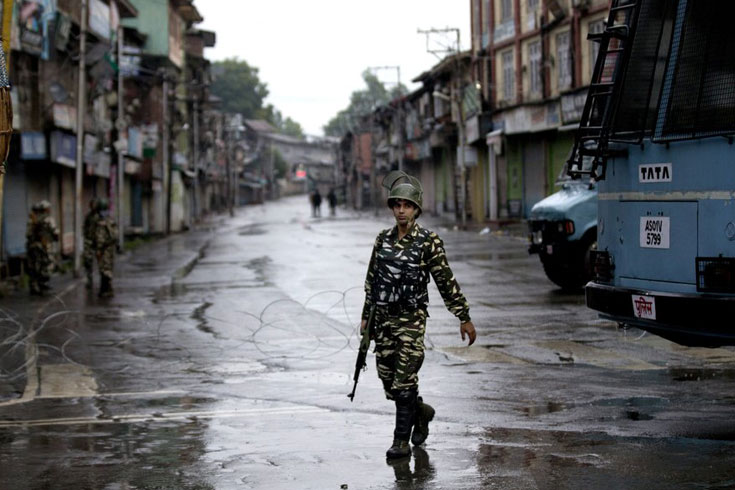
[639,163,672,183]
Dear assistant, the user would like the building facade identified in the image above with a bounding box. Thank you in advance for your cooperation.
[471,0,609,218]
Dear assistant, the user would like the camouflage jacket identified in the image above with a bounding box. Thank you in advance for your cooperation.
[26,214,59,251]
[94,216,117,250]
[362,222,471,323]
[83,210,100,242]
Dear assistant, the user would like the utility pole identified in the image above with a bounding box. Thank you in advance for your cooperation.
[225,117,233,217]
[162,74,171,234]
[192,95,200,221]
[115,19,125,251]
[74,0,88,275]
[454,79,467,229]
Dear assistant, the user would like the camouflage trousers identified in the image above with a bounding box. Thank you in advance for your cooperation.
[373,307,427,400]
[27,245,52,293]
[96,246,114,281]
[83,238,95,280]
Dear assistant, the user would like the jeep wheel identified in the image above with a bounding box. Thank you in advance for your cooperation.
[541,233,597,291]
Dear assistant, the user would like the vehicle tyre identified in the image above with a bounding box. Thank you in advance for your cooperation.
[541,232,596,291]
[541,256,586,291]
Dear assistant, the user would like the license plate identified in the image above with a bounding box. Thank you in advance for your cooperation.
[631,294,656,320]
[640,216,670,249]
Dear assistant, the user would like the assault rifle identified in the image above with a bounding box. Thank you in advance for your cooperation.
[347,304,375,402]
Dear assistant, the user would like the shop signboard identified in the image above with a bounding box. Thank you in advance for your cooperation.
[50,130,76,168]
[14,0,56,59]
[52,103,76,130]
[88,0,110,40]
[127,127,144,159]
[124,158,141,175]
[561,90,588,124]
[21,131,47,160]
[83,134,98,164]
[502,102,561,135]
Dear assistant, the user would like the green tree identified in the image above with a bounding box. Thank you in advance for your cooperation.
[282,117,304,139]
[323,70,407,137]
[258,104,305,139]
[212,58,306,139]
[211,58,269,117]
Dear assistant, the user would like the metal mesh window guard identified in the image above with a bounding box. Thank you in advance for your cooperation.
[610,0,673,142]
[656,2,735,141]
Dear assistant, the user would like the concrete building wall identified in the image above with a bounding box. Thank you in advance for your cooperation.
[124,0,170,58]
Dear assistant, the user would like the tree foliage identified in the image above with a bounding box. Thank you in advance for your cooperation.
[211,58,305,139]
[211,58,269,117]
[323,70,408,137]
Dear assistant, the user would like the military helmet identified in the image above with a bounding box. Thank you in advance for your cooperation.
[32,200,51,213]
[382,170,423,215]
[95,198,109,211]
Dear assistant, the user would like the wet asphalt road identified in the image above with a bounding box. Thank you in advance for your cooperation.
[2,195,735,489]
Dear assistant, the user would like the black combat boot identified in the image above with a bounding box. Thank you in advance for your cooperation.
[386,389,416,460]
[98,277,114,298]
[411,396,435,446]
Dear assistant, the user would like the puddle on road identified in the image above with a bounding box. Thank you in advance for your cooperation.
[0,419,214,489]
[592,395,668,422]
[520,401,570,417]
[238,224,266,236]
[590,396,669,408]
[477,426,735,486]
[669,367,735,382]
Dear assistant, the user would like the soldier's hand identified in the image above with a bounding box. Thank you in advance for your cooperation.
[361,319,367,334]
[460,321,476,346]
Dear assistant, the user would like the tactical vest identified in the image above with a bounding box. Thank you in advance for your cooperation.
[372,228,431,308]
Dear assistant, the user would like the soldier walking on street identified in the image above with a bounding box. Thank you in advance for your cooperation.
[26,200,59,296]
[94,198,118,298]
[361,171,477,460]
[83,198,101,290]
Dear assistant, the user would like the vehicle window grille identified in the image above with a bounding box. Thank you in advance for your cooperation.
[655,2,735,141]
[610,0,674,142]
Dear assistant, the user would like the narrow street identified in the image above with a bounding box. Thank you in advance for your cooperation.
[2,196,735,489]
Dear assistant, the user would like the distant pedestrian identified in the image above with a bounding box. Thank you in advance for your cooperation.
[312,188,322,217]
[26,200,59,295]
[94,198,118,298]
[83,198,101,289]
[327,188,337,216]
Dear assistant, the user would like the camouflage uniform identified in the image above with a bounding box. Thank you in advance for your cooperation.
[362,222,471,399]
[94,212,117,298]
[82,200,101,288]
[26,202,59,295]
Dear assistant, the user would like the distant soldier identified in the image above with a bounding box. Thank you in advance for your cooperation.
[327,188,337,217]
[94,198,117,298]
[26,200,59,295]
[83,198,101,289]
[313,188,322,217]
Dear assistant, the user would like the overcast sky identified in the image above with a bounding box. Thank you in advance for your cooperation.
[197,1,470,137]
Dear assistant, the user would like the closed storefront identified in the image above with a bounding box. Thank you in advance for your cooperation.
[522,136,546,215]
[548,132,574,188]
